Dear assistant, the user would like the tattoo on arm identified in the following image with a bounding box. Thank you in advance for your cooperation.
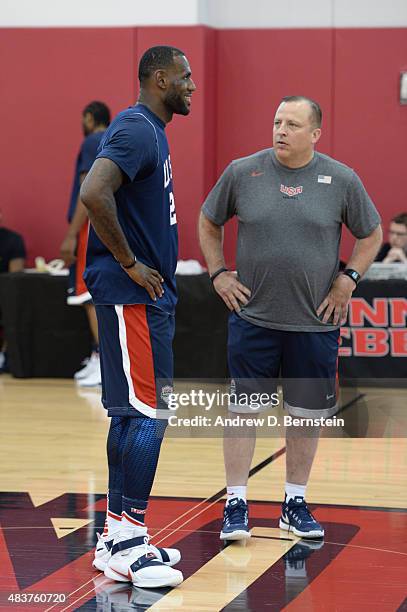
[80,158,134,265]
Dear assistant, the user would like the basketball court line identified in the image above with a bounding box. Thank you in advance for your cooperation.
[45,447,287,611]
[335,392,365,416]
[39,393,377,611]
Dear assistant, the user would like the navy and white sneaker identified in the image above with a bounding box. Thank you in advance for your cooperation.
[279,496,324,539]
[220,497,250,540]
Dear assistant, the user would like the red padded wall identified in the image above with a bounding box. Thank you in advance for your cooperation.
[215,29,334,266]
[1,26,407,266]
[0,28,136,265]
[333,28,407,258]
[135,26,217,262]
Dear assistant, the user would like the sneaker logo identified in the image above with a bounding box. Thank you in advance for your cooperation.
[294,497,304,504]
[146,552,157,559]
[326,393,335,400]
[251,170,264,177]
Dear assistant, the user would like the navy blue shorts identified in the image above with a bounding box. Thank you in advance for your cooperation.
[228,313,340,417]
[95,304,175,418]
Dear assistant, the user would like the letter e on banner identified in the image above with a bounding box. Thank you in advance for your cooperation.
[352,329,389,357]
[389,329,407,356]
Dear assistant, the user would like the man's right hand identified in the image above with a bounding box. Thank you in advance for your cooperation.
[124,262,164,301]
[213,270,251,312]
[60,234,77,266]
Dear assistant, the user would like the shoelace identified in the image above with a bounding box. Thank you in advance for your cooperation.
[225,501,247,526]
[288,502,315,523]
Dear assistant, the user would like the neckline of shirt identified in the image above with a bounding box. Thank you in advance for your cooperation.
[270,148,318,173]
[134,103,166,129]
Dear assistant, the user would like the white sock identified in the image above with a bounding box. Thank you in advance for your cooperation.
[285,482,306,503]
[226,486,247,505]
[120,512,147,540]
[106,511,121,536]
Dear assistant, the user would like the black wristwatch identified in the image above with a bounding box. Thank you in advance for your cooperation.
[342,268,361,286]
[210,267,229,283]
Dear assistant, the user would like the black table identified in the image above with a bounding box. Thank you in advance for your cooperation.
[338,278,407,384]
[0,272,229,379]
[0,273,406,382]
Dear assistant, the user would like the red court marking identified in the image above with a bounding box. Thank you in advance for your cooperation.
[283,506,407,612]
[7,499,405,612]
[43,498,221,612]
[123,305,156,408]
[0,526,18,591]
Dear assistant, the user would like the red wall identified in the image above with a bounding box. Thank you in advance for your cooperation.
[135,27,217,260]
[1,26,406,266]
[0,28,135,265]
[333,29,407,258]
[215,29,334,266]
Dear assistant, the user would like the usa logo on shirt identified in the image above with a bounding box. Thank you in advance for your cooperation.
[280,184,303,197]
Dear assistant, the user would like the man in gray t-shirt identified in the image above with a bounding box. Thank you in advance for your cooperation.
[199,96,382,541]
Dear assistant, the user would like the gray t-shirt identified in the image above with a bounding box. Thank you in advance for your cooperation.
[202,148,380,332]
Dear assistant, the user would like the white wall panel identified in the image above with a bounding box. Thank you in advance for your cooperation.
[1,0,201,27]
[203,0,334,28]
[334,0,407,27]
[2,0,407,28]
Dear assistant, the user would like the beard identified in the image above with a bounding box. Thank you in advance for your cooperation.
[164,87,190,116]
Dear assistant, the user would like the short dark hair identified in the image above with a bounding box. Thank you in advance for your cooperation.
[280,95,322,128]
[392,212,407,227]
[138,45,185,83]
[83,101,111,126]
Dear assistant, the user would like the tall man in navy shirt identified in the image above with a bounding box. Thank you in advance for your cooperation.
[81,46,195,589]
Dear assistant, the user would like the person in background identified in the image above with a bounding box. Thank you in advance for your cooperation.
[375,212,407,263]
[0,210,25,274]
[0,209,26,370]
[60,101,111,386]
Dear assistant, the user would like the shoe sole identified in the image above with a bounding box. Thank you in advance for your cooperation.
[77,380,102,387]
[279,518,324,539]
[104,565,183,588]
[220,530,251,541]
[74,372,90,380]
[93,557,108,572]
[94,551,180,573]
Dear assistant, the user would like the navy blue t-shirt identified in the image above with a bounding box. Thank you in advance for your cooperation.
[84,104,178,314]
[67,131,106,222]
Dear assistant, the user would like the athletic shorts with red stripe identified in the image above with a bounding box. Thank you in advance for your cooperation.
[95,304,175,418]
[67,221,92,305]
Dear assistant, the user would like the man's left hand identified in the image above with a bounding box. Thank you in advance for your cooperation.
[317,274,355,325]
